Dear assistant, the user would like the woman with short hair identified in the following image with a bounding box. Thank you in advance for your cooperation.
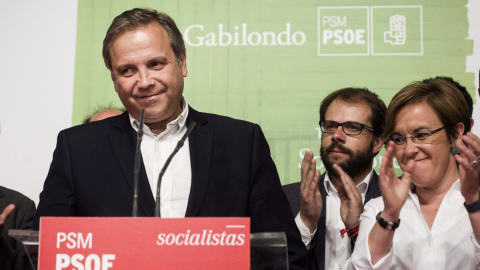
[346,78,480,269]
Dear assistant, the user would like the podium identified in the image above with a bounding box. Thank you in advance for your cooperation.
[9,217,288,269]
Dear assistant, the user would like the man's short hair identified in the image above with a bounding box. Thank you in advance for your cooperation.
[102,8,186,71]
[319,87,387,138]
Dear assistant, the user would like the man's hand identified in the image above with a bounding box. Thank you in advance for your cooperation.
[0,204,15,236]
[299,151,322,233]
[333,164,363,230]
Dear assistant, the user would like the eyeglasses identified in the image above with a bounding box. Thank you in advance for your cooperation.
[319,121,374,136]
[386,126,447,148]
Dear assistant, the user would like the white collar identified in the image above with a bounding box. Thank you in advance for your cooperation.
[324,169,373,197]
[129,97,189,138]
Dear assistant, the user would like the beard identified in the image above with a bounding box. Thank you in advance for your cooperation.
[320,140,375,179]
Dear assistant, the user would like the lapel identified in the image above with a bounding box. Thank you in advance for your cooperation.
[365,171,381,202]
[109,112,155,216]
[184,107,213,217]
[350,172,380,251]
[314,174,327,270]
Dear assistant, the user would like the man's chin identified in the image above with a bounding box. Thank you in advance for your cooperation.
[327,155,350,165]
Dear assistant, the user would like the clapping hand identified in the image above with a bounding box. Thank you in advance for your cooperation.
[333,164,363,230]
[378,141,413,219]
[300,151,322,233]
[454,132,480,204]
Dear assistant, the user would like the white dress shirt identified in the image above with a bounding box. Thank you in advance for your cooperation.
[129,98,191,218]
[348,180,480,270]
[295,169,373,270]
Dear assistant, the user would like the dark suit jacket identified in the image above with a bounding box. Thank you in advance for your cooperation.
[0,186,36,270]
[282,172,381,270]
[34,107,306,269]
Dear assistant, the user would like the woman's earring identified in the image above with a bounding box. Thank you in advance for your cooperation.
[452,145,460,155]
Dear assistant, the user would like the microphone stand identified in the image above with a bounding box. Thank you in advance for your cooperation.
[132,109,145,217]
[154,121,196,217]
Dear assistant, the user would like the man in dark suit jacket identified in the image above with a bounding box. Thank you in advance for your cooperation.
[282,88,386,270]
[0,186,36,270]
[33,8,306,269]
[283,172,381,269]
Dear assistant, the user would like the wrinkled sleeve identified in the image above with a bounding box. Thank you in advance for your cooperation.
[294,212,316,247]
[346,199,394,270]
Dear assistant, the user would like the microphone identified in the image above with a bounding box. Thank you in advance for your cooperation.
[154,121,196,217]
[132,109,145,217]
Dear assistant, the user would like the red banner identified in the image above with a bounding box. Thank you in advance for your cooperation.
[38,217,250,270]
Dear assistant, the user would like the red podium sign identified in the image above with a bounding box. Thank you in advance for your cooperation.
[38,217,250,270]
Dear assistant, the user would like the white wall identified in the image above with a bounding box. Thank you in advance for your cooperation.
[0,0,78,204]
[0,0,478,205]
[467,0,480,136]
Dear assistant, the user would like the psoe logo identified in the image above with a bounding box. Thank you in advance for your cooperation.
[184,23,306,47]
[384,15,406,45]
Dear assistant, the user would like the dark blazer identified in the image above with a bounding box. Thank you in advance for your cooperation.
[0,186,36,270]
[34,107,307,269]
[282,172,381,270]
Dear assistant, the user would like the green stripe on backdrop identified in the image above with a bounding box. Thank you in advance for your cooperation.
[73,0,474,184]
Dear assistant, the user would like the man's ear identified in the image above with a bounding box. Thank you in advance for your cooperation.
[111,72,118,93]
[372,134,385,156]
[180,53,187,77]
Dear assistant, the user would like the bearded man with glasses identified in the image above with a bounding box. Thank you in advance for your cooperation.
[283,88,386,270]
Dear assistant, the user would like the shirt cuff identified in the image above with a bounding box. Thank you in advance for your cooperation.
[295,212,316,247]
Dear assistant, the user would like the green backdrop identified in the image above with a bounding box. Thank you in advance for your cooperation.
[72,0,474,184]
